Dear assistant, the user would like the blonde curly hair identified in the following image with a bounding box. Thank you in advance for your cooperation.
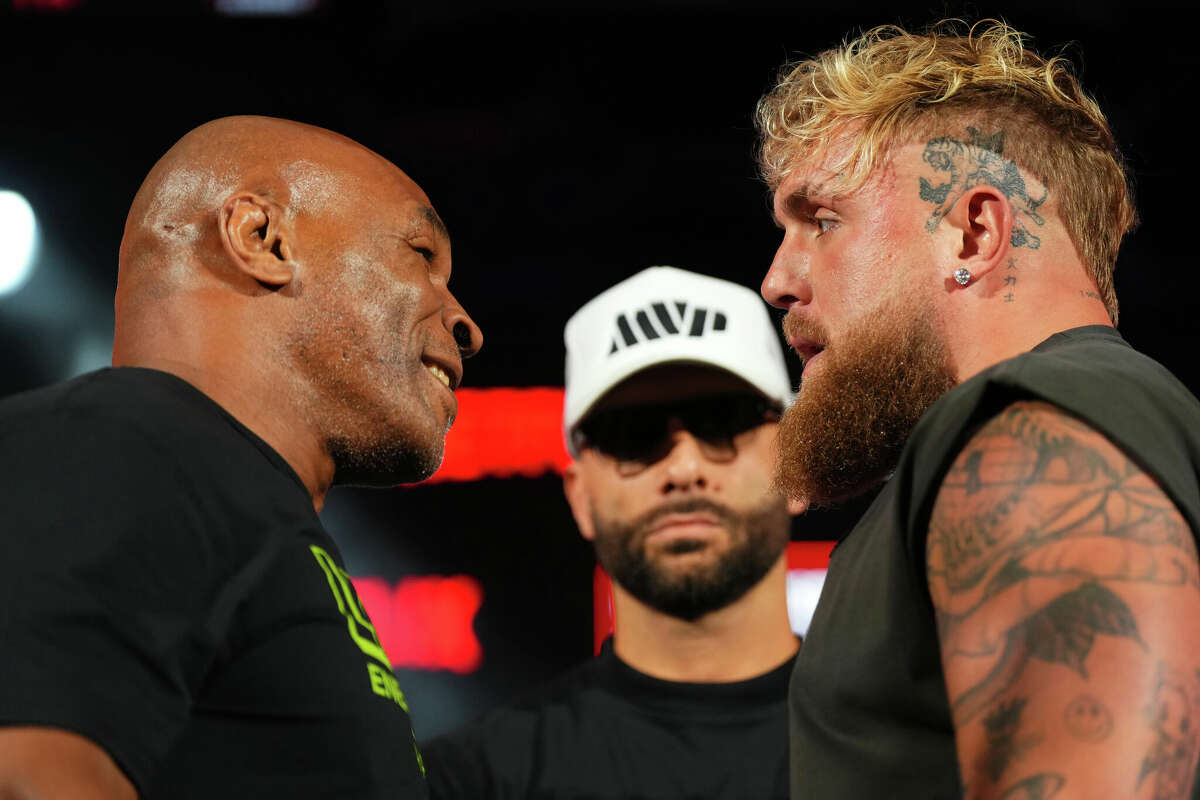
[756,20,1135,323]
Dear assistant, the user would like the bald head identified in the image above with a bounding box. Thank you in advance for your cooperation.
[118,116,426,303]
[113,115,444,357]
[110,115,481,501]
[126,116,389,223]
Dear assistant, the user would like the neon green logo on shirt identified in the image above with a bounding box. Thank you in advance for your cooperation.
[310,544,425,776]
[310,545,398,689]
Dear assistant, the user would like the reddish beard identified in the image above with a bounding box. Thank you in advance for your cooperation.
[775,298,957,507]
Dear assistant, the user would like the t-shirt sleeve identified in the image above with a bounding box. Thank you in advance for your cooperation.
[0,409,225,791]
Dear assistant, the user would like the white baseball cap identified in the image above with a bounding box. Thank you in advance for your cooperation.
[563,265,794,456]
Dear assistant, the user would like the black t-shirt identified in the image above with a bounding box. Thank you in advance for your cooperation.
[789,326,1200,799]
[0,367,428,798]
[423,640,795,800]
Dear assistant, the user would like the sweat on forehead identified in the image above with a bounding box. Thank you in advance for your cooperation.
[279,159,360,216]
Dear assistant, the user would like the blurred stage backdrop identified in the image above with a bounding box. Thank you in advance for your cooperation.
[2,0,1197,742]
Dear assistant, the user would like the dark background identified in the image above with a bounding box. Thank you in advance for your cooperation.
[2,0,1197,741]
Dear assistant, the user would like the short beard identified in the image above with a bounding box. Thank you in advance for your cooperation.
[329,434,445,487]
[591,496,790,622]
[776,298,957,508]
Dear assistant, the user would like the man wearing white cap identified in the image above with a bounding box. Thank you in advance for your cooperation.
[422,266,798,800]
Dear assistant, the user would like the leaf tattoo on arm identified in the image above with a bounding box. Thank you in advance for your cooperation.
[927,401,1200,797]
[952,581,1142,724]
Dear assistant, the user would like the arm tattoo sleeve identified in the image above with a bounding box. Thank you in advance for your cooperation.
[927,401,1200,799]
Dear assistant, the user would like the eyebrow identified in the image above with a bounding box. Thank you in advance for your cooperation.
[771,186,813,228]
[419,205,451,243]
[772,179,843,227]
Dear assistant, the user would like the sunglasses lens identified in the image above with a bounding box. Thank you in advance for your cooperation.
[580,407,668,462]
[681,395,774,451]
[579,393,778,464]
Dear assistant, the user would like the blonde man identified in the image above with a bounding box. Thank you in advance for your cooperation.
[758,21,1200,800]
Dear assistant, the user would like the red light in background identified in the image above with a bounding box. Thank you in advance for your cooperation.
[786,540,835,569]
[592,541,835,653]
[419,387,570,484]
[353,575,484,674]
[592,565,615,657]
[13,0,81,10]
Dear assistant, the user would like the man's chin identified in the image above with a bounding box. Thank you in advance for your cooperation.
[642,550,724,582]
[330,437,445,487]
[397,443,446,485]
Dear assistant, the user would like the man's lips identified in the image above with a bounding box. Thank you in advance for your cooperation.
[799,350,826,379]
[787,332,827,377]
[645,513,722,542]
[421,355,461,391]
[789,336,825,362]
[782,313,827,365]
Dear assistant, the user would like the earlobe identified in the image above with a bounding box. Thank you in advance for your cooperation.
[219,192,295,288]
[787,496,809,515]
[945,185,1012,284]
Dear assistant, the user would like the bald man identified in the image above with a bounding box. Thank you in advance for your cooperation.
[0,116,481,799]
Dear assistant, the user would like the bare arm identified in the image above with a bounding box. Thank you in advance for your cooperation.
[0,728,136,800]
[927,401,1200,799]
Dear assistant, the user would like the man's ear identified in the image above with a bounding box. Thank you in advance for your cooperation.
[219,192,295,288]
[562,461,596,542]
[942,184,1013,285]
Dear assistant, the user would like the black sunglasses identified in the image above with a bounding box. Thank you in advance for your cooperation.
[574,392,781,466]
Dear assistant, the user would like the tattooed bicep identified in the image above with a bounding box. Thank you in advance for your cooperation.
[927,400,1200,799]
[927,400,1197,616]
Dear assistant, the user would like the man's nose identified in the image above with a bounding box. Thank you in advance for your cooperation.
[761,242,813,310]
[659,427,710,494]
[445,301,482,359]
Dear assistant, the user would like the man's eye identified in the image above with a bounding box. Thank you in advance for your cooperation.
[814,217,838,236]
[414,246,435,262]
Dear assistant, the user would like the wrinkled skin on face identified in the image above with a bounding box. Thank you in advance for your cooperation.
[115,116,483,493]
[284,168,476,486]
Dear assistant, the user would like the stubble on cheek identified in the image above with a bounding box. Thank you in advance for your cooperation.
[281,258,446,484]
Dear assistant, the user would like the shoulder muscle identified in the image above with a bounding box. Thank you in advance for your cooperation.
[927,400,1200,799]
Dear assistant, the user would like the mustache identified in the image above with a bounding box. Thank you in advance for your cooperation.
[782,312,830,348]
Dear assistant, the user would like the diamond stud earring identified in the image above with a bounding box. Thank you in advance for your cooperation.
[953,268,972,286]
